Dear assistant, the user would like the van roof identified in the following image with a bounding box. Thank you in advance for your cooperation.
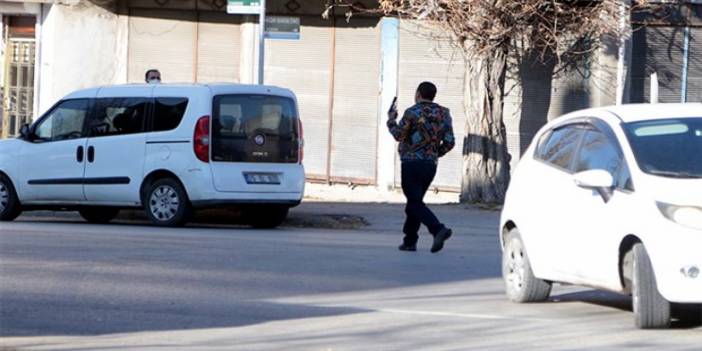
[63,83,296,100]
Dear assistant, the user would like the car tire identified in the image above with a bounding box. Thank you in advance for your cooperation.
[78,207,120,224]
[245,205,288,229]
[0,174,22,221]
[502,228,552,303]
[632,243,671,329]
[143,178,192,227]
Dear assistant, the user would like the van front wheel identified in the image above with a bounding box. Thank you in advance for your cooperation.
[144,178,192,227]
[245,205,288,229]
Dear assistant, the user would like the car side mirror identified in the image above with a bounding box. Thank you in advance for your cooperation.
[574,169,614,203]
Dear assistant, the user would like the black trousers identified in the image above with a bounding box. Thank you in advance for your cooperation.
[400,160,444,245]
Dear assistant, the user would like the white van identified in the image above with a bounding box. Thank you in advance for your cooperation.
[0,84,305,228]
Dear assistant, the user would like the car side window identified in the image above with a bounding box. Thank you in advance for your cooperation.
[89,97,148,137]
[574,129,634,191]
[536,126,583,171]
[33,99,90,142]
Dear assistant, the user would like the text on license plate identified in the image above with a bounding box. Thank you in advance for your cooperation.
[243,172,281,185]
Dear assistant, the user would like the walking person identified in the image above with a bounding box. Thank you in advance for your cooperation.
[387,82,455,253]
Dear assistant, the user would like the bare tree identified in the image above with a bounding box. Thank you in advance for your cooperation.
[342,0,657,204]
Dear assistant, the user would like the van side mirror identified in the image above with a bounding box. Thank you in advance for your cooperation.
[574,169,614,202]
[19,124,31,140]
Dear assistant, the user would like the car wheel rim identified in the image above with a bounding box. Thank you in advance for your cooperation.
[149,185,179,222]
[506,241,526,293]
[0,182,8,213]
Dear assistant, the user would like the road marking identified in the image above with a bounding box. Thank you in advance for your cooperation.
[378,308,552,322]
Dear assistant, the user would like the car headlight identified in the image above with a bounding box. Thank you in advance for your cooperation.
[657,202,702,230]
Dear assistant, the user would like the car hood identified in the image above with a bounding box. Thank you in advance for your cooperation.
[637,175,702,207]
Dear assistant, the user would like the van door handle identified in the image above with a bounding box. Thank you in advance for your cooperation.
[87,146,95,163]
[76,146,84,163]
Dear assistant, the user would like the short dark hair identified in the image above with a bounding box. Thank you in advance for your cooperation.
[145,69,160,82]
[417,81,437,101]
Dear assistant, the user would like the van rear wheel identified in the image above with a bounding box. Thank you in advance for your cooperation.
[144,178,192,227]
[244,205,288,229]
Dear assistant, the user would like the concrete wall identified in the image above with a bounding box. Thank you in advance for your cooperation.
[37,1,128,115]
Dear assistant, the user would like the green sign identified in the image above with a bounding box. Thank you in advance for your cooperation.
[227,0,260,14]
[265,16,300,40]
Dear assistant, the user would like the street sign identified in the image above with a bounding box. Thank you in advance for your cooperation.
[227,0,260,14]
[265,16,300,40]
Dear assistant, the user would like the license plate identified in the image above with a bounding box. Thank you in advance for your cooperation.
[243,172,281,185]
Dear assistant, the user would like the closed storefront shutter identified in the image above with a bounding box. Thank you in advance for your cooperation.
[264,16,333,179]
[329,17,381,183]
[630,26,685,103]
[196,12,242,83]
[128,9,197,83]
[396,20,466,190]
[686,27,702,102]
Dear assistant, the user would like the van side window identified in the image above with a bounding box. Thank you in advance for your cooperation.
[152,98,188,132]
[90,98,148,137]
[33,99,90,142]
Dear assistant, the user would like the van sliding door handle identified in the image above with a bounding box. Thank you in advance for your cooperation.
[76,146,84,163]
[87,146,95,163]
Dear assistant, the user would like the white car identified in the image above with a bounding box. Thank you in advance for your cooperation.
[0,83,305,228]
[500,103,702,329]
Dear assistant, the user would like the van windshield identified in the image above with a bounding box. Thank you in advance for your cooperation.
[212,94,300,163]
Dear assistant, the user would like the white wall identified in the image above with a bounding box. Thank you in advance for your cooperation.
[37,1,128,116]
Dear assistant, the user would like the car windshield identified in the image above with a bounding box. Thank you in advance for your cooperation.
[624,117,702,178]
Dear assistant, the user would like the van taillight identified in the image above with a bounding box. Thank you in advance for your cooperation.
[297,119,304,164]
[194,116,210,163]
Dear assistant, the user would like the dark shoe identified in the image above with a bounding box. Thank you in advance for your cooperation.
[398,243,417,252]
[431,227,452,253]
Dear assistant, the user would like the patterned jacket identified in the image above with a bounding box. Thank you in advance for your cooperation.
[387,102,455,162]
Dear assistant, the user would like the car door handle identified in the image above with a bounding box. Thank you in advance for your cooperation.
[87,146,95,163]
[76,146,84,163]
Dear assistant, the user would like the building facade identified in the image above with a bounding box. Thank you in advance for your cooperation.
[1,0,700,193]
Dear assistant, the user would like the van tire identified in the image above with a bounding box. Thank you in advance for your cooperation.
[245,205,288,229]
[632,243,671,329]
[144,178,192,227]
[502,228,552,303]
[78,207,120,224]
[0,174,22,221]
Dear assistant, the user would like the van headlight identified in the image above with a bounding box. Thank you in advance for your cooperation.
[657,202,702,230]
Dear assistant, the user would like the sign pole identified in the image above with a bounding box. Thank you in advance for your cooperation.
[258,0,266,85]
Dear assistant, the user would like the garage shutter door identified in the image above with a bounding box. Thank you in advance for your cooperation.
[329,17,381,183]
[630,26,685,103]
[128,9,197,83]
[264,16,333,179]
[396,20,466,190]
[196,12,242,83]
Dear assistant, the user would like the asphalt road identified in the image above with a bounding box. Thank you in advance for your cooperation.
[0,204,700,351]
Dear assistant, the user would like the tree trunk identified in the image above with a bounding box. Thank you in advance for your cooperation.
[461,49,511,204]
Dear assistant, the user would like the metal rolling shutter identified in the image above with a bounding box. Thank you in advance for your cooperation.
[264,16,333,179]
[329,17,381,183]
[196,12,242,83]
[396,20,466,190]
[686,28,702,102]
[128,9,197,83]
[630,26,685,103]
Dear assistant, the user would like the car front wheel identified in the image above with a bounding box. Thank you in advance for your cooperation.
[0,175,22,221]
[502,228,552,303]
[632,243,671,329]
[144,178,192,227]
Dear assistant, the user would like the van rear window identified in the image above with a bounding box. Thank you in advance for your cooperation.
[212,94,299,163]
[153,97,188,132]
